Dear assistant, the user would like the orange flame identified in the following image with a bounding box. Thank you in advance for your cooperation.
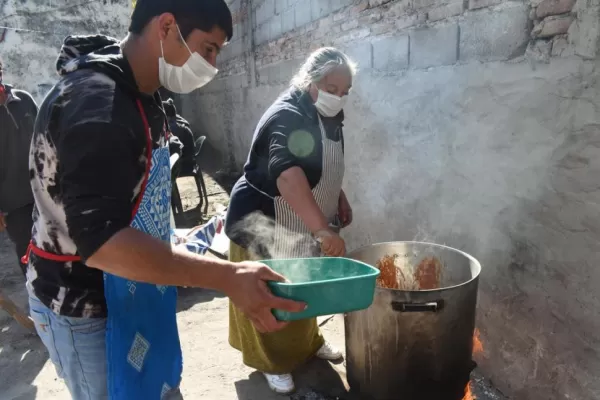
[462,329,484,399]
[473,328,484,354]
[463,383,476,400]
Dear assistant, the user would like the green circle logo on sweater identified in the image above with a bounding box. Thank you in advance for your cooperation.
[288,129,315,158]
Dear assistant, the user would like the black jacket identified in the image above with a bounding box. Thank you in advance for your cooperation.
[29,35,168,317]
[0,85,38,214]
[168,115,196,175]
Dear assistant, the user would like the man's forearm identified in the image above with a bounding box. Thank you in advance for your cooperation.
[276,167,328,233]
[86,227,235,291]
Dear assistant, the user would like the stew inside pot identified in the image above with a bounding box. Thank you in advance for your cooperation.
[375,254,442,290]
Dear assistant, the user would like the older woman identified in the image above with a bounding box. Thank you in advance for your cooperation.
[225,47,356,394]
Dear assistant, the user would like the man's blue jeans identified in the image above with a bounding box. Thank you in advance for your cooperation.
[28,294,108,400]
[29,294,184,399]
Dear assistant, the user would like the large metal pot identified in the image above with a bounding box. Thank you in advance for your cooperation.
[345,241,481,400]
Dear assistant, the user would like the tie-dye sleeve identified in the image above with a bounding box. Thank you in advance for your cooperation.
[56,121,142,260]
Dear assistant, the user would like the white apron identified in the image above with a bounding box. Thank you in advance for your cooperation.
[271,116,345,258]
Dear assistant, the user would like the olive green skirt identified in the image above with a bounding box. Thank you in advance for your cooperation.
[228,241,324,374]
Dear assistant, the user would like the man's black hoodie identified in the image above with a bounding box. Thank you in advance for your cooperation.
[29,35,168,317]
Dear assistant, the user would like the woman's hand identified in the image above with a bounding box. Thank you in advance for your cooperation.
[338,190,353,228]
[315,230,346,257]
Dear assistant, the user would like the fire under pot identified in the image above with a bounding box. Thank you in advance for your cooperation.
[346,241,481,400]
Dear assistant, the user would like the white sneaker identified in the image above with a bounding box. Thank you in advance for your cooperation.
[263,372,295,394]
[316,341,343,360]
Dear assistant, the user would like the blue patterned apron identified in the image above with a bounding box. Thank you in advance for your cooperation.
[103,99,182,399]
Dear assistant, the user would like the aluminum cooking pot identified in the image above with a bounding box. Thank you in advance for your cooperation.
[345,241,481,400]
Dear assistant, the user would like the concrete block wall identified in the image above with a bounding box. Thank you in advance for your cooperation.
[215,0,599,80]
[0,0,131,102]
[198,0,599,169]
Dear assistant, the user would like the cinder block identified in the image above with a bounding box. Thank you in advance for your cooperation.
[460,4,530,62]
[568,13,600,59]
[295,2,312,27]
[410,24,459,68]
[253,23,269,45]
[311,0,332,20]
[229,0,242,13]
[342,41,373,69]
[330,0,354,11]
[372,35,409,71]
[468,0,502,10]
[218,46,231,62]
[268,15,283,40]
[428,1,464,21]
[229,39,244,58]
[275,0,287,14]
[228,74,246,89]
[282,7,296,33]
[256,0,275,25]
[370,0,394,5]
[413,0,436,9]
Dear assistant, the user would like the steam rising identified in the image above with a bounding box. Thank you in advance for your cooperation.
[228,211,319,283]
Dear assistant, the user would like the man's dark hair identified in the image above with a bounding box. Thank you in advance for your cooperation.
[129,0,233,41]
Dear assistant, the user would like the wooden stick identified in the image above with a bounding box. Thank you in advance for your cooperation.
[0,288,35,331]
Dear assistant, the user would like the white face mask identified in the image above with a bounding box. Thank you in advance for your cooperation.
[158,25,218,94]
[314,89,347,117]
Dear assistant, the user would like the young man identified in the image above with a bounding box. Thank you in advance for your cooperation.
[0,58,38,277]
[26,1,303,399]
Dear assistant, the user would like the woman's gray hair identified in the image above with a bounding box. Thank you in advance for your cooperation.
[290,47,357,91]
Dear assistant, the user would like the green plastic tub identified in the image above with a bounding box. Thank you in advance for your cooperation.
[263,257,380,321]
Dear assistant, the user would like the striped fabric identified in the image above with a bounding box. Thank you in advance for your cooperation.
[271,115,345,259]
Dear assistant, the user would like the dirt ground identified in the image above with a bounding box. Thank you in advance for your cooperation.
[0,171,505,400]
[0,174,351,400]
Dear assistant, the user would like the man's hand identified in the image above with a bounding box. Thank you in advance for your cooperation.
[338,191,353,228]
[226,261,306,333]
[0,214,6,232]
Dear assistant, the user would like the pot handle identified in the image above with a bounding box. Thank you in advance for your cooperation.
[391,299,445,313]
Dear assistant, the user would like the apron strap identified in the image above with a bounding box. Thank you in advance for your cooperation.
[132,98,154,217]
[22,99,154,265]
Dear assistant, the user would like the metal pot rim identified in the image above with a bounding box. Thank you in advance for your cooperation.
[348,240,482,294]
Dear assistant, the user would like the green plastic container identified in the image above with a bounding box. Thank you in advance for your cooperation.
[264,257,380,321]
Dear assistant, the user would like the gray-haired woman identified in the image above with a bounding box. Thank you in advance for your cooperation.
[225,47,357,394]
